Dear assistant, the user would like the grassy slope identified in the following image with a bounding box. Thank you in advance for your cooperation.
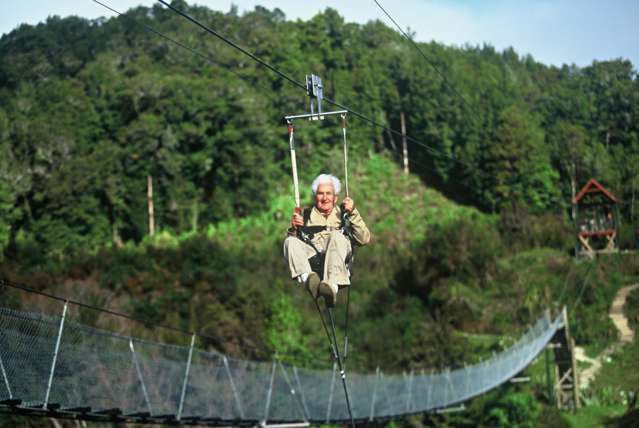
[203,153,486,250]
[577,286,639,427]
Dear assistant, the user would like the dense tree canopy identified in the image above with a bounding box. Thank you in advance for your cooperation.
[0,2,637,259]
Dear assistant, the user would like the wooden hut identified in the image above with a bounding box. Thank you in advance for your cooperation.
[573,179,619,257]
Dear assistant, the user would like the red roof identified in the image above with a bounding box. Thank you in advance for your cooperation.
[572,179,618,204]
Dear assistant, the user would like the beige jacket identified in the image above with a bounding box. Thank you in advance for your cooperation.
[288,206,371,247]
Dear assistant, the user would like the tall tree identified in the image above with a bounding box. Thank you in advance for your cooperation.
[482,106,560,212]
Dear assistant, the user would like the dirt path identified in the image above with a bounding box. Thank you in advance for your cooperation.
[575,283,639,389]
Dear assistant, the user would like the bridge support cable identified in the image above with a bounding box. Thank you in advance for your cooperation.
[405,370,414,412]
[436,404,466,414]
[263,360,277,426]
[277,361,308,423]
[325,362,337,424]
[292,366,310,422]
[223,356,244,419]
[368,367,380,421]
[325,307,356,428]
[177,333,196,421]
[0,352,12,400]
[43,300,67,409]
[426,370,433,411]
[464,364,471,397]
[444,369,452,409]
[129,338,153,416]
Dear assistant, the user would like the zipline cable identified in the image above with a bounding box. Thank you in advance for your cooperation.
[344,285,351,362]
[322,96,475,171]
[308,290,357,428]
[287,121,302,209]
[372,0,482,125]
[156,0,307,92]
[153,0,477,173]
[326,306,356,428]
[570,262,597,311]
[309,289,357,427]
[340,114,352,363]
[98,0,470,173]
[91,0,282,102]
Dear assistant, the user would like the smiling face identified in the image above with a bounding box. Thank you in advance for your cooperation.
[315,182,337,216]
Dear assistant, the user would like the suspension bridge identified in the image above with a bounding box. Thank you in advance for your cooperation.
[0,279,568,426]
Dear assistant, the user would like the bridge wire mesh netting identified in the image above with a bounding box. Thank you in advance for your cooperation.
[0,283,563,424]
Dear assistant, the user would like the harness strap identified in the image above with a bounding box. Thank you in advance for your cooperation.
[298,207,356,246]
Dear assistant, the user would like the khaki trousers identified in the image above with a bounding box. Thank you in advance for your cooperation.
[283,230,352,286]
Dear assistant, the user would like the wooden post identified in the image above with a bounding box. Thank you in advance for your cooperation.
[545,347,555,406]
[400,111,409,175]
[552,307,580,411]
[147,175,155,236]
[570,337,580,409]
[570,165,576,221]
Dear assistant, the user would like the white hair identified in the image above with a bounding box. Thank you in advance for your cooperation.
[311,174,341,195]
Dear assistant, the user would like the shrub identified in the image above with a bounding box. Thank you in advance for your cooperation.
[482,392,541,428]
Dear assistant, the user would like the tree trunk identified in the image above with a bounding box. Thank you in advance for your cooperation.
[147,175,155,236]
[570,163,577,221]
[23,197,33,223]
[384,111,397,153]
[191,201,199,232]
[400,111,409,175]
[112,222,123,248]
[632,183,636,222]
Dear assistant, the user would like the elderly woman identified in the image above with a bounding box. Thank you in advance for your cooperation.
[283,174,371,306]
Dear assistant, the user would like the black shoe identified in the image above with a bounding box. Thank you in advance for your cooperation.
[306,272,321,298]
[318,282,338,307]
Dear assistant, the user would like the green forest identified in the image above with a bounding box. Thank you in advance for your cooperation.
[1,1,639,427]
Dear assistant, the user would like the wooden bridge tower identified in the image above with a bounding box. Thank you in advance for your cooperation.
[548,307,580,411]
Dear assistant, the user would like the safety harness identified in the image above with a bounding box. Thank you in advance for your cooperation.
[296,206,356,279]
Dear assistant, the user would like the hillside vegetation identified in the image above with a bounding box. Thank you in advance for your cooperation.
[1,2,639,427]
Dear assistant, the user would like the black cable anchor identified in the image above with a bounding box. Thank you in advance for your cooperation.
[306,74,323,119]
